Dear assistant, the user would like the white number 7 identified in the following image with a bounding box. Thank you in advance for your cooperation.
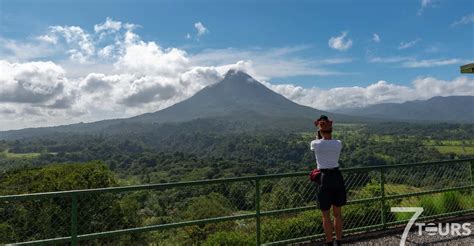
[390,207,424,246]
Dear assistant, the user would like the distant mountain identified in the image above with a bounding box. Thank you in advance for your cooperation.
[130,70,355,123]
[337,96,474,122]
[0,70,361,140]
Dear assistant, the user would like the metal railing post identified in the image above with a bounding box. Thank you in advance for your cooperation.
[470,160,474,197]
[255,178,261,246]
[71,194,78,246]
[379,167,386,229]
[470,160,474,184]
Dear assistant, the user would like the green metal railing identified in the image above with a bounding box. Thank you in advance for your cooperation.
[1,158,473,245]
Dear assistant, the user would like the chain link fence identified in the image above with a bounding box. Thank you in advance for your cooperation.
[1,159,473,245]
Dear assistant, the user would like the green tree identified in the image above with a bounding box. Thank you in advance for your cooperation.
[0,162,144,244]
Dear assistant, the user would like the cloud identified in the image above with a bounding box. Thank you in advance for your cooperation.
[119,77,178,106]
[262,76,474,110]
[417,0,434,16]
[94,17,122,32]
[328,32,353,51]
[372,33,381,43]
[369,56,468,68]
[0,60,68,104]
[114,40,189,76]
[0,38,56,61]
[49,25,95,63]
[452,13,474,27]
[398,38,421,49]
[401,58,468,68]
[368,56,413,63]
[36,34,58,44]
[80,73,114,93]
[194,22,209,37]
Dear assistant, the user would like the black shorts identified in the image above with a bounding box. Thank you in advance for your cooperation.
[315,169,347,211]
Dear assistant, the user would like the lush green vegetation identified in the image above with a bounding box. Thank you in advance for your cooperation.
[0,122,473,244]
[0,162,145,244]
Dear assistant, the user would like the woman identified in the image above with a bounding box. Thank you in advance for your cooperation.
[310,115,347,246]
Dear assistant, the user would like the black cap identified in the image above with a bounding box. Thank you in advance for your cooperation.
[317,115,329,121]
[314,115,330,126]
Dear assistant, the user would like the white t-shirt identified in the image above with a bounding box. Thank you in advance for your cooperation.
[310,139,342,169]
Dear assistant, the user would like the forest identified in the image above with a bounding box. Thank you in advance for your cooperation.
[1,122,473,244]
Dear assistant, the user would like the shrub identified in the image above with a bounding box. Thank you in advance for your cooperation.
[439,191,464,213]
[262,210,322,243]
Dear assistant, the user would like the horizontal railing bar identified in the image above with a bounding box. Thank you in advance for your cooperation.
[385,208,474,227]
[261,205,317,217]
[15,209,473,246]
[342,158,474,173]
[263,209,474,245]
[9,236,71,245]
[76,213,256,241]
[385,185,474,200]
[260,197,382,217]
[1,158,472,201]
[263,223,385,246]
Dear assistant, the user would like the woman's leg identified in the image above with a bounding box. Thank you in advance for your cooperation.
[333,206,343,241]
[322,209,334,243]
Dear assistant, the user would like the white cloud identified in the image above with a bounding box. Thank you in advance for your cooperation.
[114,40,189,76]
[372,33,381,43]
[123,23,140,31]
[36,34,58,44]
[402,58,467,68]
[98,45,115,58]
[0,60,68,104]
[194,22,209,37]
[368,56,413,63]
[94,17,122,33]
[452,13,474,27]
[417,0,434,16]
[185,33,191,39]
[262,76,474,110]
[0,38,56,61]
[369,56,468,68]
[328,32,353,51]
[0,60,86,129]
[398,38,421,49]
[49,25,95,63]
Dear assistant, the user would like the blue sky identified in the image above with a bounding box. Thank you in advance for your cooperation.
[0,0,473,130]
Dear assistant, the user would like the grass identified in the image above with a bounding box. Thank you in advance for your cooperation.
[1,150,42,159]
[371,135,396,142]
[384,183,423,195]
[374,153,395,162]
[393,190,474,221]
[422,139,474,154]
[423,139,474,146]
[433,145,474,155]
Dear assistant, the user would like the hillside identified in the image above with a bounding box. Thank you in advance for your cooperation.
[337,96,474,123]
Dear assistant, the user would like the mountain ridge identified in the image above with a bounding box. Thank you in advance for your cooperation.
[336,95,474,122]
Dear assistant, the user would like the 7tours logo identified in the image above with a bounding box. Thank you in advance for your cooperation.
[391,207,471,246]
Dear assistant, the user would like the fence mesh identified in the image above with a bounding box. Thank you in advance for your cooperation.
[0,161,472,245]
[0,197,72,243]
